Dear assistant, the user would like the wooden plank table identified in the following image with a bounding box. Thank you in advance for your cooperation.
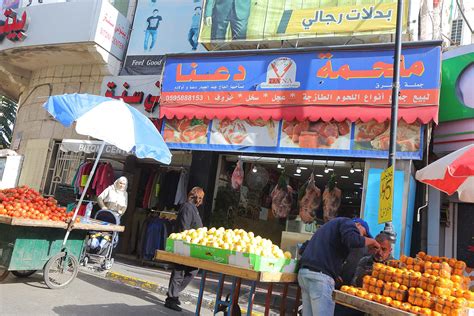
[155,251,300,316]
[333,290,415,316]
[0,215,124,232]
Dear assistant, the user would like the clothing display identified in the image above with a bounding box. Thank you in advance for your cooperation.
[142,217,173,260]
[159,171,181,208]
[174,170,189,206]
[130,208,148,254]
[72,161,115,196]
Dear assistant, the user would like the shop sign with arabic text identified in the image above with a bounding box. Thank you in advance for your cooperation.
[0,9,28,42]
[161,45,441,107]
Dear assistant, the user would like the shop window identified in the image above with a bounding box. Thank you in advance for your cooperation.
[450,19,463,45]
[109,0,129,18]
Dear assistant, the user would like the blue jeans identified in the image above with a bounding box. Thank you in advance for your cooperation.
[188,27,199,50]
[298,268,335,316]
[144,29,157,50]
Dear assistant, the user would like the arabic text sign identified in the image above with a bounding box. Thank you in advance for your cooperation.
[0,9,28,42]
[378,166,394,224]
[199,0,407,43]
[281,2,406,35]
[161,46,441,107]
[100,75,161,118]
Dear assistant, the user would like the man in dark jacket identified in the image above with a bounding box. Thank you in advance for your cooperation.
[164,187,204,312]
[298,217,380,315]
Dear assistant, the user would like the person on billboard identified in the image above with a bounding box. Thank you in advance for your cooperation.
[144,9,162,51]
[188,6,202,50]
[204,0,251,41]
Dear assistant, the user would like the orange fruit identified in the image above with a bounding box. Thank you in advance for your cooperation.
[454,260,466,270]
[453,298,467,309]
[341,285,350,292]
[400,255,408,263]
[406,257,414,265]
[420,307,432,315]
[418,251,426,259]
[401,302,412,311]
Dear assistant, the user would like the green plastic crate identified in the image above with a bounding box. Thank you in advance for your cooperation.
[166,238,297,272]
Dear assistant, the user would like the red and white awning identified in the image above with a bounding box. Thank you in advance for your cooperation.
[416,144,474,202]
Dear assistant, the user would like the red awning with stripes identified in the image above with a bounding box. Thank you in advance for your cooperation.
[159,104,438,124]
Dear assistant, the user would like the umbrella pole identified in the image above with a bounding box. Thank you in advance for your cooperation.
[62,140,106,247]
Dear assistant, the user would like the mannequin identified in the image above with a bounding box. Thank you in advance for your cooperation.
[97,176,128,216]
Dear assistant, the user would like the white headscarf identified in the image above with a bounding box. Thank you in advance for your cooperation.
[99,176,128,207]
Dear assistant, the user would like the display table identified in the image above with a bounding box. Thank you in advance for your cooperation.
[333,290,415,316]
[155,250,300,316]
[0,215,125,232]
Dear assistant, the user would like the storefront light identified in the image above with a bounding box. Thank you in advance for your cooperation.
[315,174,324,177]
[350,164,355,173]
[341,175,349,179]
[299,166,308,170]
[277,162,283,169]
[354,182,362,186]
[294,173,302,177]
[252,165,258,173]
[324,166,329,173]
[296,167,302,174]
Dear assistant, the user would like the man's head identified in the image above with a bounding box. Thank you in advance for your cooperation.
[188,187,205,207]
[353,218,373,238]
[153,9,159,16]
[373,233,393,262]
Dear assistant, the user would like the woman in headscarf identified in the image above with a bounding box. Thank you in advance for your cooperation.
[97,176,128,216]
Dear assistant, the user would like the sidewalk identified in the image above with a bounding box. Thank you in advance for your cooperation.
[81,254,300,315]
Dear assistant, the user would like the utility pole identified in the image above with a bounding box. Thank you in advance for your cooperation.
[382,0,403,243]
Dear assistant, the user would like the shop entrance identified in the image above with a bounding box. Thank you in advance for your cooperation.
[211,154,366,255]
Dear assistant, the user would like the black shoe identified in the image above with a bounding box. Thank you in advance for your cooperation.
[165,298,182,312]
[176,298,181,305]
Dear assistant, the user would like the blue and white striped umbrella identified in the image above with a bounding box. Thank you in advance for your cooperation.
[43,93,172,164]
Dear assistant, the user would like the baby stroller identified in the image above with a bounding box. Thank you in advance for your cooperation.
[81,210,120,271]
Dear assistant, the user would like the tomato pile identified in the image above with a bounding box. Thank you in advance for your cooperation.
[0,186,74,222]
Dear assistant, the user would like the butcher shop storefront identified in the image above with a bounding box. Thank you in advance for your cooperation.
[159,41,442,258]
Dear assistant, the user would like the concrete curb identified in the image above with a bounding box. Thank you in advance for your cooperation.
[105,271,215,311]
[105,271,264,315]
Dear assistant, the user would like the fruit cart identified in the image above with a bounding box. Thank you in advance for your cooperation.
[334,290,415,315]
[0,215,124,289]
[155,251,300,316]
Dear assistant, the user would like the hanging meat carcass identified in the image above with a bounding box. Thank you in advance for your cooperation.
[231,160,244,190]
[298,173,322,223]
[322,174,342,222]
[271,175,293,218]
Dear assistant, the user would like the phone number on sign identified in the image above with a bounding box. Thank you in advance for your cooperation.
[163,94,204,102]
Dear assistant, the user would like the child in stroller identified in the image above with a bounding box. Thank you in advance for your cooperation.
[81,209,120,270]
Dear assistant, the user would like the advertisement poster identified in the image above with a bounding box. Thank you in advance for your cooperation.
[354,120,421,152]
[210,119,279,146]
[161,46,441,109]
[1,0,19,9]
[280,120,351,149]
[163,118,209,144]
[122,0,205,75]
[199,0,407,44]
[162,118,424,159]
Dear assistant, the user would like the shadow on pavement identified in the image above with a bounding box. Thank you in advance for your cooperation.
[77,273,164,306]
[52,303,195,316]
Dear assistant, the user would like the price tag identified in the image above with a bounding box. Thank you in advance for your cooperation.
[378,166,394,224]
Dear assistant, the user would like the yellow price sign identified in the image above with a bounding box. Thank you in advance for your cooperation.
[378,166,394,224]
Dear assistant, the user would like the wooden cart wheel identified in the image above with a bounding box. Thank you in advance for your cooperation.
[0,267,9,282]
[43,252,79,289]
[11,270,37,278]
